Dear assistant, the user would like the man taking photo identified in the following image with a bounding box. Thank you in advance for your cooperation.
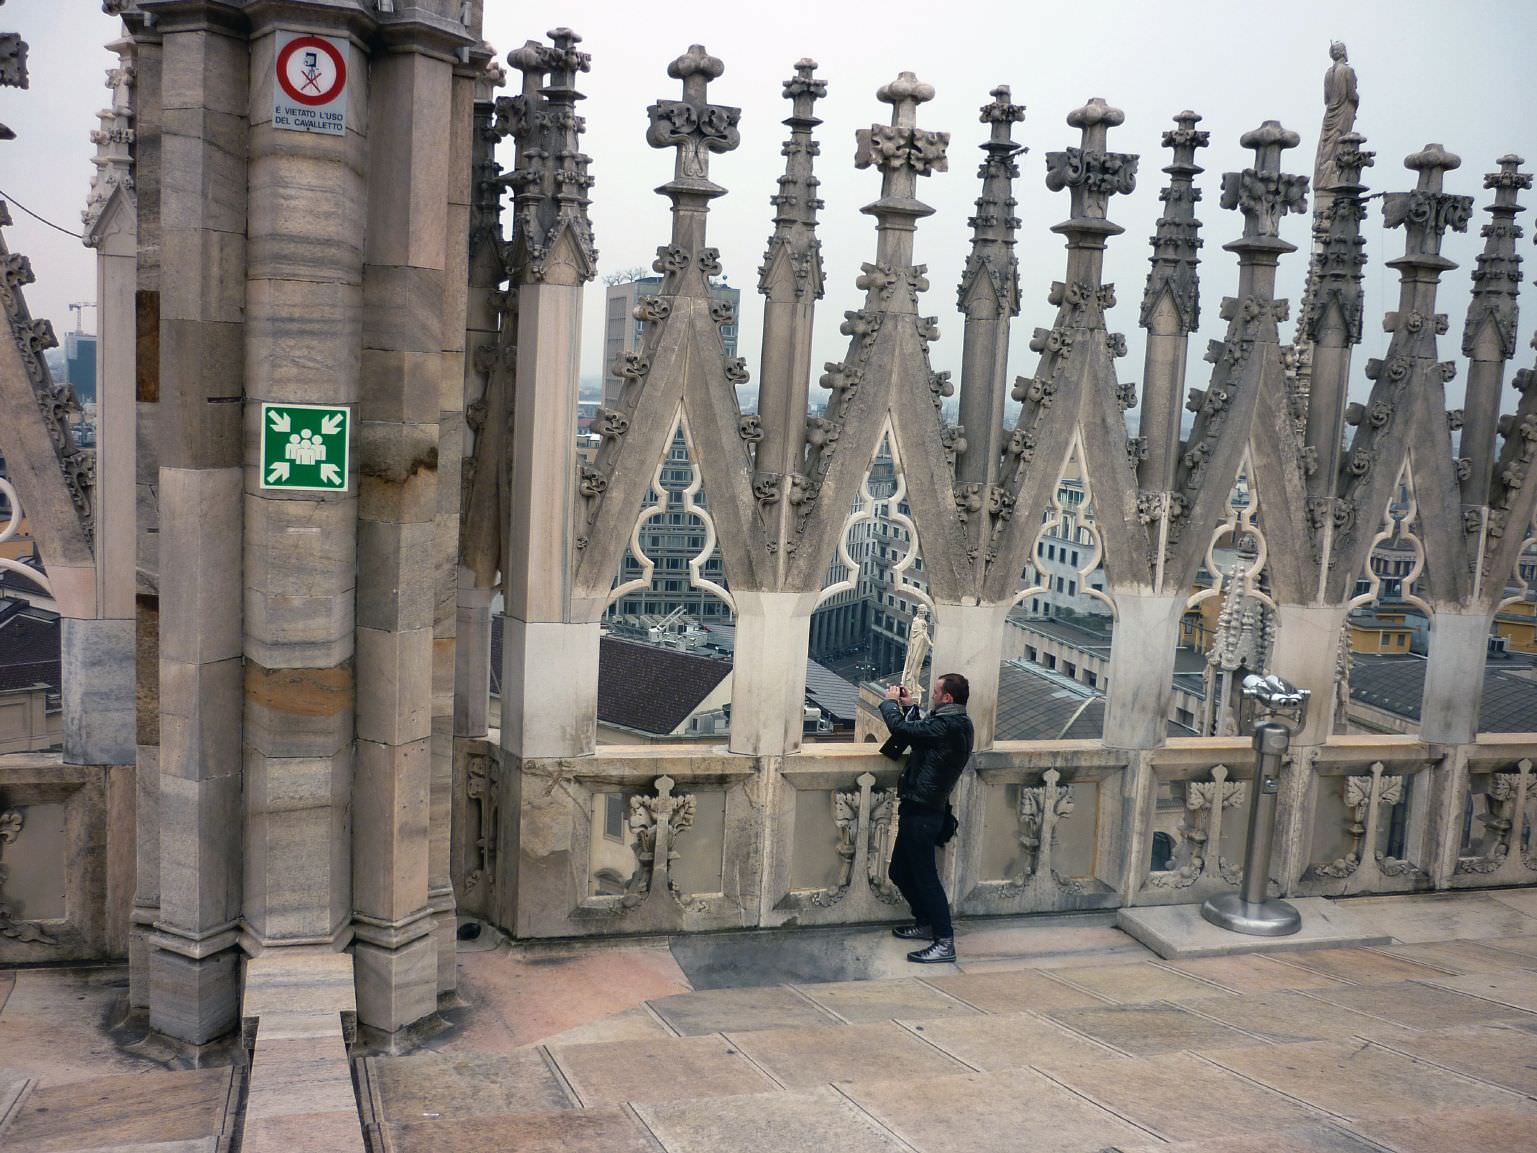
[879,672,973,963]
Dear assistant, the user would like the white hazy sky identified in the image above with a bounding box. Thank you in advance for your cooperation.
[7,0,1537,414]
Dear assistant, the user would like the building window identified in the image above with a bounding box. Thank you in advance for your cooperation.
[604,794,626,841]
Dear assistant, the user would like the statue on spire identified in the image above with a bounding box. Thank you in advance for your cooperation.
[1313,41,1359,193]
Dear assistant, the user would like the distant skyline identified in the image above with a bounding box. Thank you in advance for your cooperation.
[8,1,1537,420]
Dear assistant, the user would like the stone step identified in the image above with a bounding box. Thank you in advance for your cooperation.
[0,1067,237,1153]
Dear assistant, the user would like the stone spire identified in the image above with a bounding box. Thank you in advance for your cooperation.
[1460,155,1529,508]
[1300,131,1373,523]
[82,37,136,244]
[955,84,1024,492]
[854,71,947,293]
[1168,121,1306,554]
[647,43,740,297]
[754,59,826,564]
[1137,111,1208,495]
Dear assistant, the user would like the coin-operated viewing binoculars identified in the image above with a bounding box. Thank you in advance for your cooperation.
[1200,673,1311,936]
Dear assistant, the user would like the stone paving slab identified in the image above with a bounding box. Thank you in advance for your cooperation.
[1480,888,1537,919]
[1307,979,1537,1030]
[546,1034,778,1107]
[725,1020,971,1087]
[1045,961,1235,1004]
[1,1068,234,1153]
[842,1065,1154,1153]
[1421,968,1537,1012]
[1372,1020,1537,1098]
[1174,990,1414,1045]
[635,1086,909,1153]
[646,984,837,1036]
[1351,1106,1537,1152]
[247,1036,356,1121]
[918,967,1112,1012]
[365,1050,573,1123]
[1047,1051,1332,1142]
[1155,953,1351,994]
[1369,939,1537,974]
[242,1110,364,1153]
[902,1011,1126,1073]
[1266,946,1455,984]
[1116,898,1390,959]
[1482,934,1537,961]
[1345,893,1537,943]
[1045,1001,1265,1056]
[1113,1122,1396,1152]
[374,1106,664,1153]
[1207,1039,1533,1122]
[792,977,982,1023]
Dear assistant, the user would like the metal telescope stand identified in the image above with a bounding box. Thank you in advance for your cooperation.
[1200,675,1310,936]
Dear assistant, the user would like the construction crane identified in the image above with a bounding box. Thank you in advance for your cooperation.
[67,301,96,333]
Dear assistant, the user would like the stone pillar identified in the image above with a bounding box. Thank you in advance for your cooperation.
[729,591,817,755]
[1269,604,1350,746]
[1102,595,1184,751]
[1421,609,1490,745]
[149,9,248,1044]
[928,601,1010,750]
[351,38,458,1033]
[240,7,363,994]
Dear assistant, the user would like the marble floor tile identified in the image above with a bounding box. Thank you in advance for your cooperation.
[2,1067,234,1153]
[1159,954,1350,995]
[1369,939,1537,974]
[1350,1105,1537,1153]
[1112,1122,1408,1153]
[1481,934,1537,962]
[1344,893,1537,944]
[546,1033,778,1107]
[636,1086,909,1153]
[376,1106,664,1153]
[1266,946,1456,985]
[1308,979,1536,1030]
[1207,1039,1530,1122]
[648,984,838,1036]
[793,977,982,1023]
[842,1065,1153,1153]
[726,1020,970,1087]
[906,1011,1126,1073]
[365,1050,573,1123]
[1372,1019,1537,1097]
[1048,1051,1331,1141]
[1176,990,1413,1045]
[1421,969,1537,1013]
[1046,962,1235,1004]
[243,1109,365,1153]
[919,967,1111,1012]
[1045,1002,1265,1056]
[1484,889,1537,919]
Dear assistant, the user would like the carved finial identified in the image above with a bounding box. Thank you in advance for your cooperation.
[784,57,825,102]
[1045,97,1137,234]
[648,43,741,192]
[759,58,826,300]
[1405,143,1461,190]
[855,73,948,231]
[1220,120,1308,243]
[1384,144,1472,260]
[1141,110,1210,333]
[876,71,935,126]
[1462,154,1529,359]
[958,83,1024,315]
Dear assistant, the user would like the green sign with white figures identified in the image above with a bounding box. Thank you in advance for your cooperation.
[259,402,349,491]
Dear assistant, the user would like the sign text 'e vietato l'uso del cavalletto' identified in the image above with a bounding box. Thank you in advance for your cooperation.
[273,30,348,137]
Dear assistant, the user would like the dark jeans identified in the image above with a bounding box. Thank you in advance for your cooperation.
[888,803,952,939]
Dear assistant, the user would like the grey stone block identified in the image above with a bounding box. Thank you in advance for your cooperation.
[361,265,445,355]
[159,770,242,930]
[149,945,241,1044]
[355,626,433,745]
[62,617,135,766]
[159,655,242,782]
[355,519,435,633]
[353,931,438,1034]
[244,750,351,942]
[352,737,432,921]
[242,279,363,402]
[244,660,354,759]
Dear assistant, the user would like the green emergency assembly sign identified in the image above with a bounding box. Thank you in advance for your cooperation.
[260,402,349,491]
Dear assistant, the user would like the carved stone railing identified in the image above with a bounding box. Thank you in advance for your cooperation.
[452,732,1537,939]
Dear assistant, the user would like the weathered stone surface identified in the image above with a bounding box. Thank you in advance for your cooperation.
[1159,954,1349,994]
[1046,961,1234,1004]
[1045,1003,1264,1056]
[919,967,1113,1012]
[1209,1039,1530,1121]
[377,1108,663,1153]
[149,946,240,1045]
[1173,990,1413,1044]
[353,932,437,1035]
[352,737,431,919]
[728,1020,971,1087]
[1307,979,1535,1030]
[649,983,839,1035]
[1115,1124,1394,1153]
[244,751,351,941]
[842,1065,1153,1153]
[366,1050,573,1122]
[794,977,981,1023]
[0,1067,233,1152]
[636,1086,911,1153]
[547,1034,778,1106]
[905,1010,1125,1073]
[355,627,433,746]
[1347,893,1537,944]
[244,662,354,758]
[1376,1019,1537,1096]
[1350,1106,1537,1153]
[1422,970,1537,1013]
[1373,940,1537,974]
[1268,947,1456,985]
[62,617,135,765]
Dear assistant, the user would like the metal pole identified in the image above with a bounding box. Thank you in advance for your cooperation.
[1201,718,1302,936]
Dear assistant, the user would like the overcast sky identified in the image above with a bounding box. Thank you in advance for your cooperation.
[7,0,1537,415]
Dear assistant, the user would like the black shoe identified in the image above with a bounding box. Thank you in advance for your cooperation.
[891,923,932,940]
[906,937,955,964]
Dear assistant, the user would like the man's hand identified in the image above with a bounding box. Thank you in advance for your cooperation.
[884,684,904,702]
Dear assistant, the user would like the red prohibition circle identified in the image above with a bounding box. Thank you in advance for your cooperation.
[276,35,346,107]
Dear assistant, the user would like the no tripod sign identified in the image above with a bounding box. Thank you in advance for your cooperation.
[273,30,348,136]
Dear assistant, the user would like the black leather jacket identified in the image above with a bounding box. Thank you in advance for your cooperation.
[878,700,974,811]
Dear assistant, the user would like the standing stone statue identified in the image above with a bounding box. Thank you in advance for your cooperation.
[900,604,932,697]
[1313,41,1358,191]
